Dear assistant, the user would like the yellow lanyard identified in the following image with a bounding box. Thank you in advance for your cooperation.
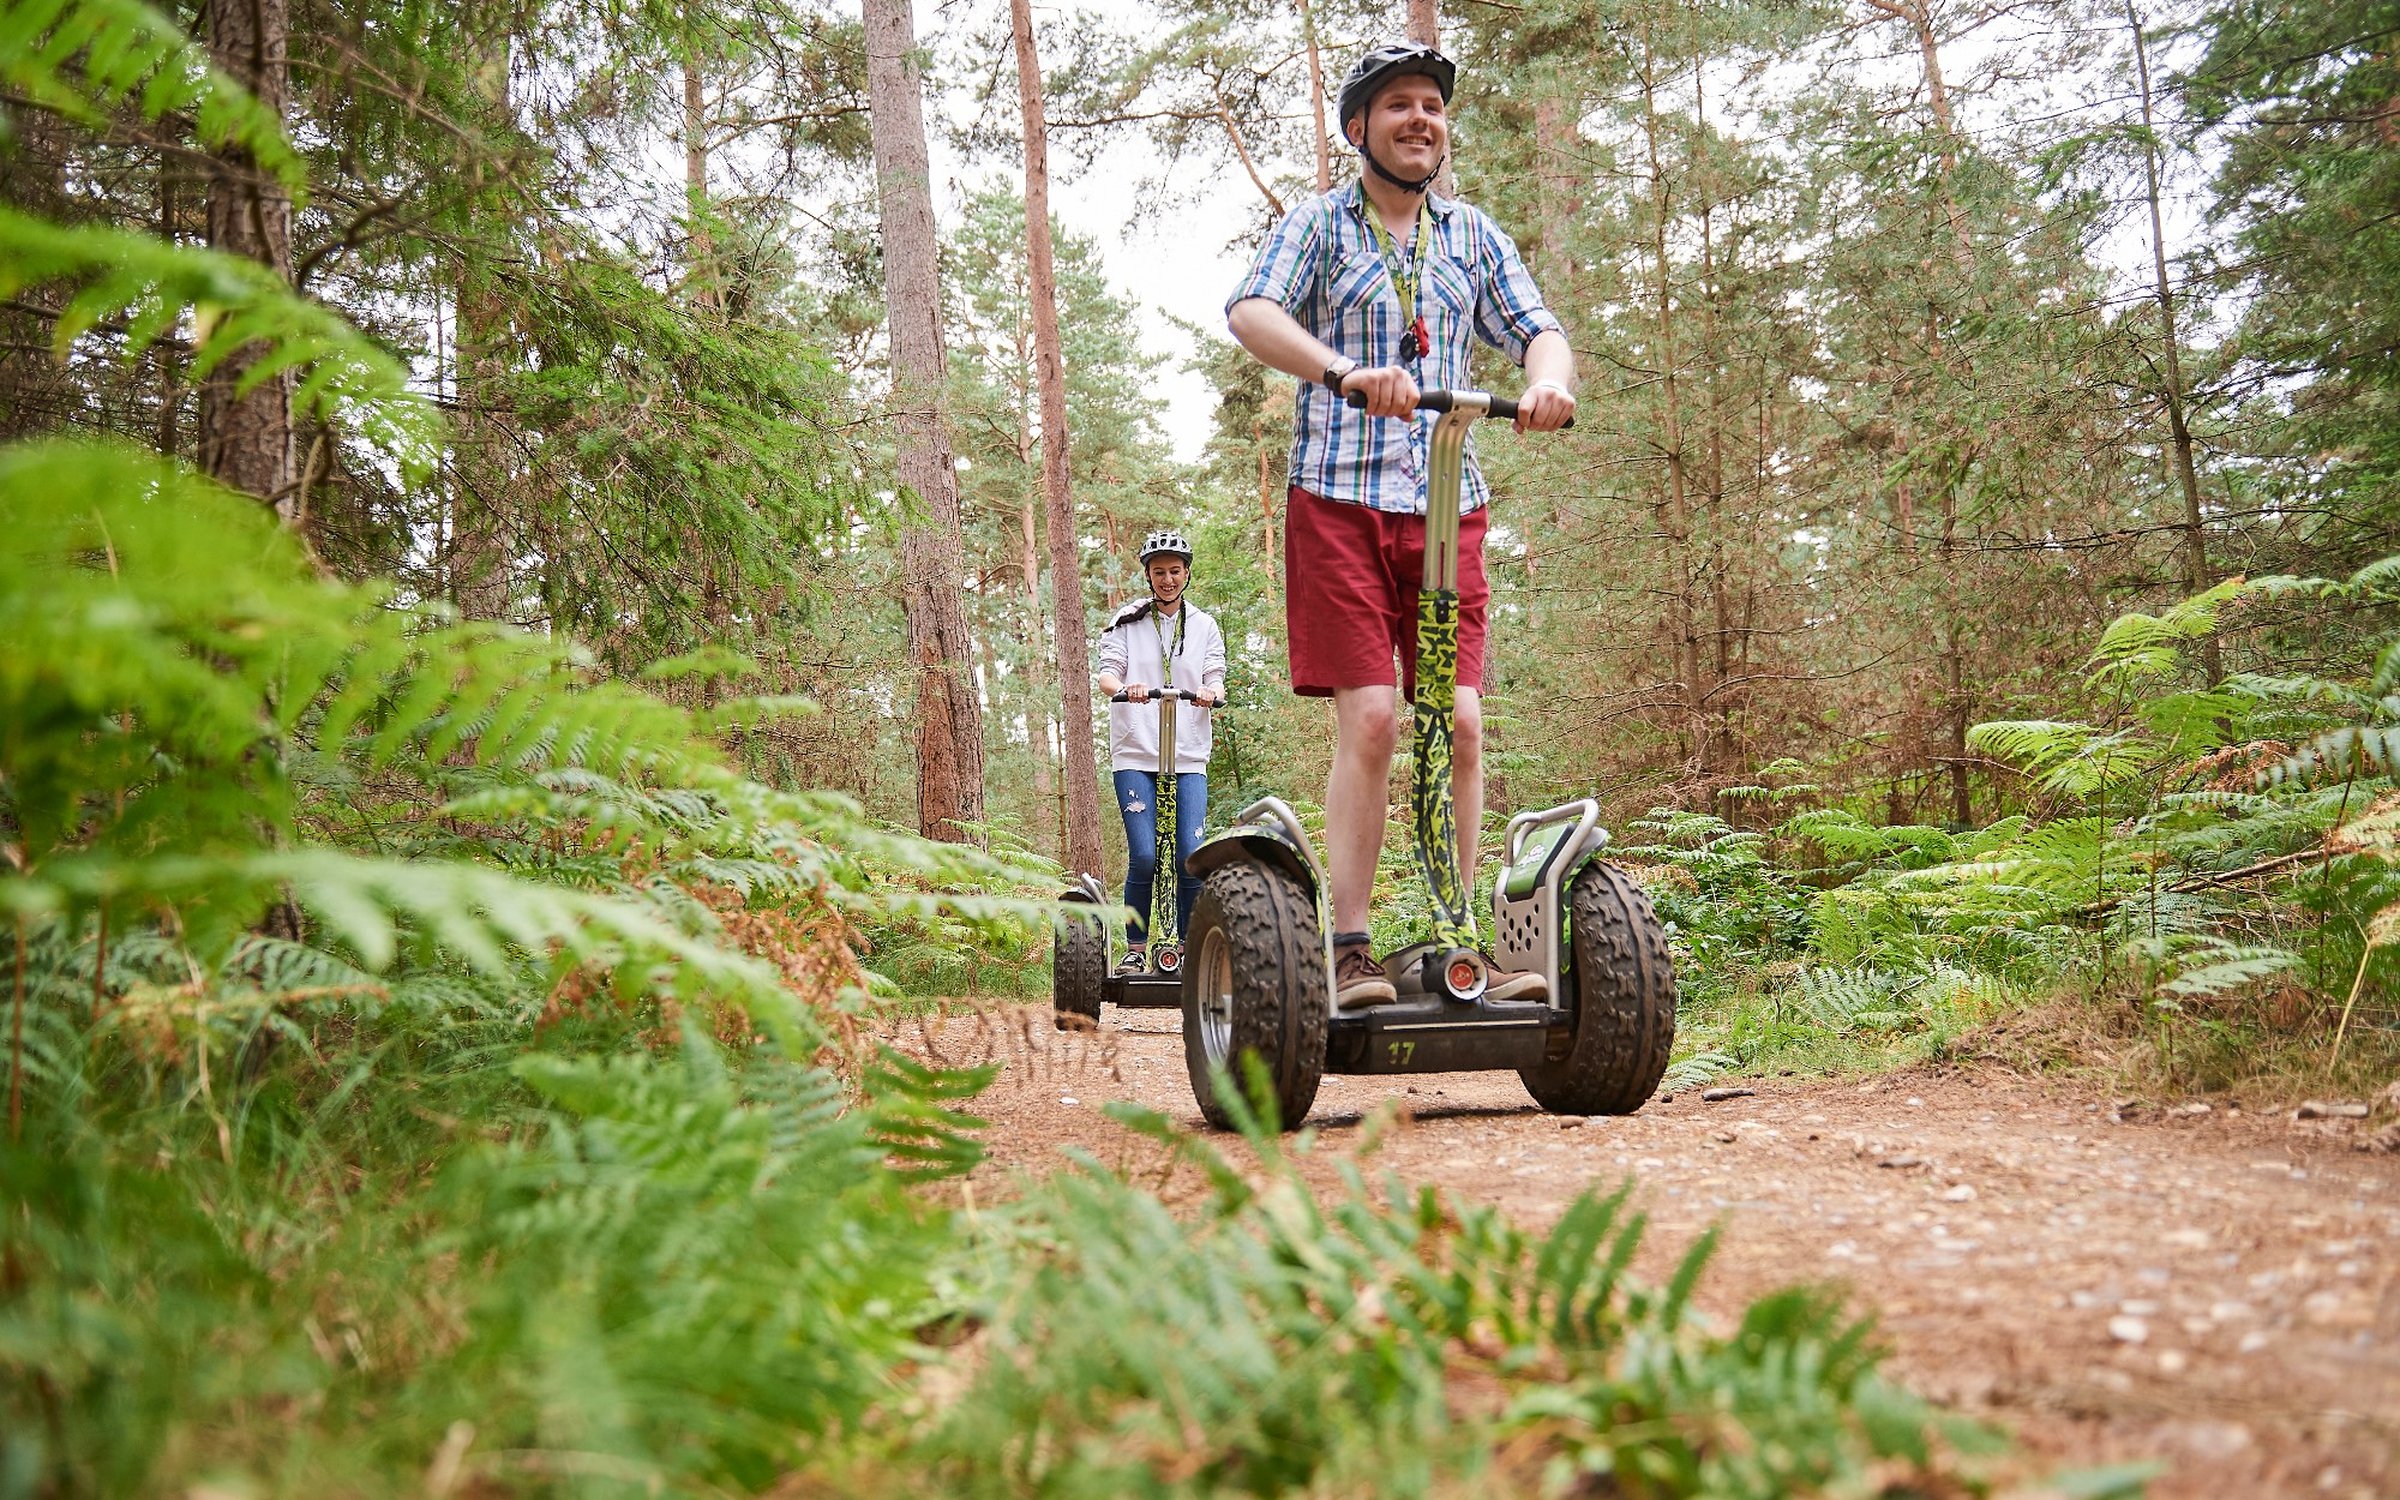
[1149,603,1184,680]
[1364,196,1434,359]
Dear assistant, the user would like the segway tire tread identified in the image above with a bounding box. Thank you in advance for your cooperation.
[1184,863,1326,1131]
[1053,906,1107,1030]
[1520,862,1676,1114]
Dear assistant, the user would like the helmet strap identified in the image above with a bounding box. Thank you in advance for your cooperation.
[1363,143,1443,196]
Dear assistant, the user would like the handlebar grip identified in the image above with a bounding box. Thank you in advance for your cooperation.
[1344,388,1573,429]
[1109,689,1218,704]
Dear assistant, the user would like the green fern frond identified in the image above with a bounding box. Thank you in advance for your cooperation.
[2086,575,2246,684]
[2348,555,2400,601]
[0,216,429,456]
[1968,719,2148,797]
[2127,935,2300,997]
[0,0,301,190]
[1660,1050,1737,1091]
[2265,725,2400,788]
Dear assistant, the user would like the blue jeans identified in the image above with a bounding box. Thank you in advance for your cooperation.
[1116,769,1206,945]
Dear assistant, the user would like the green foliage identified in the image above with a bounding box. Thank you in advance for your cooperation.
[0,213,434,462]
[921,1100,2004,1499]
[1658,568,2400,1093]
[0,0,300,186]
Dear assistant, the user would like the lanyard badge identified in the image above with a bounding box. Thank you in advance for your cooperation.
[1367,197,1436,364]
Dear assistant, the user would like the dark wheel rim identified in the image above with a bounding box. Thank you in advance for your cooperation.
[1196,926,1234,1069]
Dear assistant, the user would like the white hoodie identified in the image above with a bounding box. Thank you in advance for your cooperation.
[1094,598,1226,774]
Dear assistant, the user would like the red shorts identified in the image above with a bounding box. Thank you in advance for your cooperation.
[1284,485,1488,699]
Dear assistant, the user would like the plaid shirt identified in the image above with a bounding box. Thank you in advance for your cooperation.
[1228,181,1561,515]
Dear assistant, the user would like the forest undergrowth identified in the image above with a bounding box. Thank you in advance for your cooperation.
[0,449,2124,1499]
[6,0,2393,1493]
[1613,569,2400,1106]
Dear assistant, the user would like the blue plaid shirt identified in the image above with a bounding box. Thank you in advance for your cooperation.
[1228,181,1562,515]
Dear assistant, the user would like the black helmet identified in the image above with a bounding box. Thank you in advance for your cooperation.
[1336,43,1455,194]
[1336,42,1455,139]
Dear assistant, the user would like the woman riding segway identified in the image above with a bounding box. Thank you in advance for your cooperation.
[1094,530,1226,975]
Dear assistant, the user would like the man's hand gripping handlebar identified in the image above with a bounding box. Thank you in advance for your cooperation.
[1344,387,1576,431]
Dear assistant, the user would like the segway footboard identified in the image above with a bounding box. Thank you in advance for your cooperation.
[1325,994,1566,1074]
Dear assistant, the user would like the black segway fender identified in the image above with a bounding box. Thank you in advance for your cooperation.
[1189,821,1320,901]
[1052,874,1110,1029]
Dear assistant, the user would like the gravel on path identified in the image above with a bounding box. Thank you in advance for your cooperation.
[892,1005,2400,1499]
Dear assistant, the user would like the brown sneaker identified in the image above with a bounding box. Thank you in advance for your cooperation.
[1334,945,1398,1008]
[1485,961,1550,1003]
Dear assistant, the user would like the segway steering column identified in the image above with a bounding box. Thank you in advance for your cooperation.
[1112,687,1211,973]
[1346,390,1569,1002]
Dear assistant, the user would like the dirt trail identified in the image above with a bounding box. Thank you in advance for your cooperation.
[899,1005,2400,1498]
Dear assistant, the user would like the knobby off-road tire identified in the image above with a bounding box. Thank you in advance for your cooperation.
[1182,863,1326,1131]
[1520,861,1676,1114]
[1052,905,1107,1030]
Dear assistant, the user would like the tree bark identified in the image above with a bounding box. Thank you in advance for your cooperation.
[198,0,298,522]
[0,106,71,443]
[1866,0,1974,270]
[684,12,720,316]
[1010,0,1103,879]
[863,0,990,842]
[451,3,512,621]
[1300,0,1332,193]
[1636,31,1706,779]
[1530,94,1580,294]
[2126,0,2218,678]
[1404,0,1454,198]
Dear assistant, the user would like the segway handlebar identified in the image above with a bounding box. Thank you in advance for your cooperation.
[1109,688,1219,705]
[1344,388,1574,429]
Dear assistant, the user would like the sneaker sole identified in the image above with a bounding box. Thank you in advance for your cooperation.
[1486,973,1551,1004]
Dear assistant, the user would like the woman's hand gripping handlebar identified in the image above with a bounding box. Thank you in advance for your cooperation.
[1344,387,1575,432]
[1110,686,1222,708]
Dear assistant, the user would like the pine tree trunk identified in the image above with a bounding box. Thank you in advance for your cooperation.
[1019,490,1057,849]
[2126,0,2218,678]
[684,22,718,316]
[199,0,298,522]
[1300,0,1331,193]
[1010,0,1103,879]
[1530,94,1580,294]
[1010,303,1058,849]
[0,106,70,442]
[1404,0,1453,198]
[1637,32,1706,781]
[863,0,989,842]
[1867,0,1974,270]
[451,4,512,621]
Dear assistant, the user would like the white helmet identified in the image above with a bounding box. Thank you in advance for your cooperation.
[1138,529,1193,567]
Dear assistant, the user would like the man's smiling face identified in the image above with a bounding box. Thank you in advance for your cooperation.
[1352,73,1448,181]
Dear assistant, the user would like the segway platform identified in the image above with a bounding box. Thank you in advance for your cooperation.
[1325,991,1565,1073]
[1104,969,1183,1010]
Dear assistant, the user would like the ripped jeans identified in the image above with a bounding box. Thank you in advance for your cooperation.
[1115,769,1207,945]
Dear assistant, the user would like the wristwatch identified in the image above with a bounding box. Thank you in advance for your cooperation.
[1322,356,1358,394]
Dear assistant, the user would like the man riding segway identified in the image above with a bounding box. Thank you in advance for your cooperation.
[1226,41,1579,1008]
[1094,530,1226,976]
